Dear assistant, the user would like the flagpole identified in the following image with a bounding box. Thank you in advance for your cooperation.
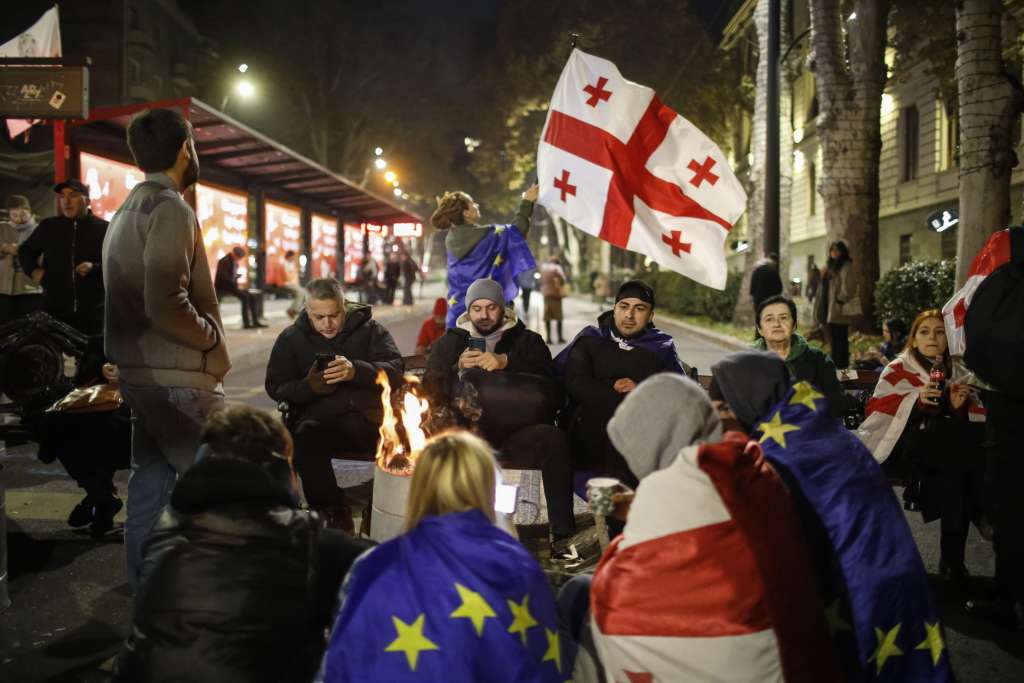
[764,0,781,259]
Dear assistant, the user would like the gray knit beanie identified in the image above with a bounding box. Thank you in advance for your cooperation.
[465,278,505,308]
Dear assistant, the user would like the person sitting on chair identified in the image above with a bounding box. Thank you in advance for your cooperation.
[423,277,577,554]
[265,277,403,532]
[215,246,266,329]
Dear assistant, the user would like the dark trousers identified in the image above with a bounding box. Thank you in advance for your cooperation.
[384,281,398,305]
[828,323,849,368]
[0,293,42,326]
[292,414,378,509]
[521,287,532,314]
[497,424,575,537]
[982,391,1024,604]
[939,471,982,569]
[216,286,259,327]
[402,281,414,306]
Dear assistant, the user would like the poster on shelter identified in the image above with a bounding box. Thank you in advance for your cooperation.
[265,200,302,286]
[311,213,338,279]
[196,183,249,286]
[342,223,362,284]
[80,152,142,221]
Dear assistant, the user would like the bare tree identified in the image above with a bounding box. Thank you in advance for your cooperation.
[808,0,891,331]
[734,0,794,325]
[954,0,1024,284]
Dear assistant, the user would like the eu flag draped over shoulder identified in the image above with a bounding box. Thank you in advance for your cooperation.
[753,382,954,682]
[317,510,565,683]
[446,226,536,328]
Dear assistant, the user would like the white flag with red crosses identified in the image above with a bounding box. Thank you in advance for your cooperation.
[536,49,746,290]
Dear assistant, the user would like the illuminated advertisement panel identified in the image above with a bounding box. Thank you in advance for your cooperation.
[342,223,362,284]
[80,152,143,221]
[196,183,249,286]
[391,222,423,238]
[310,213,338,279]
[264,200,302,287]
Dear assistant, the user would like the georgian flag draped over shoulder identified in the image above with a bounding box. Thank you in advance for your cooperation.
[1,5,62,138]
[942,228,1012,357]
[536,49,746,290]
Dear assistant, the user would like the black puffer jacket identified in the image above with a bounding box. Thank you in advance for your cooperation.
[115,457,322,683]
[265,302,403,419]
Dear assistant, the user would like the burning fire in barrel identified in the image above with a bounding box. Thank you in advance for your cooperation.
[370,370,431,541]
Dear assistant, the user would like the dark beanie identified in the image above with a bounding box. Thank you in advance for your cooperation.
[616,280,655,308]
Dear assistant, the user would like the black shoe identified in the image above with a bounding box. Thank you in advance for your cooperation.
[67,495,95,528]
[546,338,554,345]
[253,320,269,328]
[558,338,566,344]
[90,495,123,537]
[939,557,970,582]
[242,323,256,329]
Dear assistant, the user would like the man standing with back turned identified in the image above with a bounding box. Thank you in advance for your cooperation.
[102,108,230,589]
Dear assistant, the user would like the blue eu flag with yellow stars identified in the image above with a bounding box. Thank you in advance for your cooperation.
[317,510,565,682]
[445,226,536,328]
[753,381,954,682]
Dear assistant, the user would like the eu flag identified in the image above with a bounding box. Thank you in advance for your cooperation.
[754,381,955,682]
[446,226,536,328]
[317,510,565,682]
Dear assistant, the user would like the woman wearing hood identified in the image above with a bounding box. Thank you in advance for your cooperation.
[752,294,845,419]
[565,373,839,683]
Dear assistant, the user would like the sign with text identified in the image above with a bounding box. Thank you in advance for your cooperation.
[265,200,301,286]
[0,66,88,118]
[197,183,249,287]
[311,213,338,279]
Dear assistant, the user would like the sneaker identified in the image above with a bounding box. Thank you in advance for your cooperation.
[67,495,95,528]
[90,495,124,537]
[253,320,270,328]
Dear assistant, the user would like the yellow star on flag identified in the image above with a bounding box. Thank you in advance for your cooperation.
[450,582,496,637]
[448,295,458,306]
[824,599,851,636]
[494,225,506,234]
[915,622,945,666]
[493,254,504,267]
[757,411,800,449]
[789,381,824,411]
[543,628,561,672]
[868,624,903,674]
[384,614,440,671]
[507,594,538,646]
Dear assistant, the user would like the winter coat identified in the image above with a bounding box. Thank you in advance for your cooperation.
[825,260,857,325]
[265,302,403,420]
[540,262,567,297]
[114,456,323,683]
[753,333,846,418]
[214,253,241,291]
[0,218,41,296]
[18,210,106,322]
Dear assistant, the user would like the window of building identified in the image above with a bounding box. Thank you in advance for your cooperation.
[901,106,920,181]
[938,101,958,171]
[899,234,913,265]
[807,161,817,215]
[128,58,142,85]
[941,227,958,260]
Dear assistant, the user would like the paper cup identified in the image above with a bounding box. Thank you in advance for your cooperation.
[586,477,623,517]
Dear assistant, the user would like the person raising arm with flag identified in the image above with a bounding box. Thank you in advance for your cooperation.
[432,184,539,328]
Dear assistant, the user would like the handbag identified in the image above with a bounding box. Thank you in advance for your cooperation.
[838,295,863,317]
[559,280,573,298]
[46,382,123,414]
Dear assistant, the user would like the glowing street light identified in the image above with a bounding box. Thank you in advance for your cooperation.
[384,170,397,184]
[393,187,403,197]
[391,179,400,187]
[374,147,384,157]
[236,79,255,97]
[374,158,387,170]
[238,63,249,73]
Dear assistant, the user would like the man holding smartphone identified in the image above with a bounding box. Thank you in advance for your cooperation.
[424,278,577,553]
[265,277,403,533]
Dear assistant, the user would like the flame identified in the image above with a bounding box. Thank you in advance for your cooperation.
[374,370,430,475]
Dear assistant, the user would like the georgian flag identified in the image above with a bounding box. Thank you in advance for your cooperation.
[536,49,746,290]
[941,228,1012,357]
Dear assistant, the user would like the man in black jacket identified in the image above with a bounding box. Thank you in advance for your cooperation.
[215,246,265,328]
[18,179,107,335]
[265,277,402,531]
[424,278,577,550]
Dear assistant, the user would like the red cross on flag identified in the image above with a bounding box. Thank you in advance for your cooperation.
[941,228,1011,357]
[536,49,746,290]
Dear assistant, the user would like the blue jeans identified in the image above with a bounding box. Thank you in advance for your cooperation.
[120,382,224,590]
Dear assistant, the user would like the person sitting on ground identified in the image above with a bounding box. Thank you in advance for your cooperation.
[316,430,564,683]
[115,405,371,683]
[555,280,686,490]
[577,372,840,683]
[214,246,266,329]
[711,350,953,682]
[423,278,576,553]
[414,297,448,356]
[858,309,983,586]
[752,294,845,419]
[265,277,403,533]
[879,317,907,363]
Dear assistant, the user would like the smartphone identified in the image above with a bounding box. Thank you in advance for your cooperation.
[495,483,518,514]
[467,338,487,353]
[315,353,334,371]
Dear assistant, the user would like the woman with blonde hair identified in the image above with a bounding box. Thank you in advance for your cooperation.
[432,184,539,328]
[317,430,564,683]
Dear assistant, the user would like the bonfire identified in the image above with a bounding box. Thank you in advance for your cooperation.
[374,370,430,476]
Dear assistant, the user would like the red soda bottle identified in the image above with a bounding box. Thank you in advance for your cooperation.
[929,359,946,393]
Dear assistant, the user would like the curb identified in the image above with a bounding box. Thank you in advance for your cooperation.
[651,312,750,352]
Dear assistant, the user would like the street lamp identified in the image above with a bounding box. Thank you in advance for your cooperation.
[221,67,256,112]
[393,187,403,197]
[374,158,387,170]
[384,170,397,184]
[374,147,384,156]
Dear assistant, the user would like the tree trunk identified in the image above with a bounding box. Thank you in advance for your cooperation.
[808,0,889,332]
[734,0,793,326]
[954,0,1024,285]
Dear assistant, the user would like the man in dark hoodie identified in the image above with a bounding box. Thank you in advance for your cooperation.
[555,280,686,488]
[265,277,402,532]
